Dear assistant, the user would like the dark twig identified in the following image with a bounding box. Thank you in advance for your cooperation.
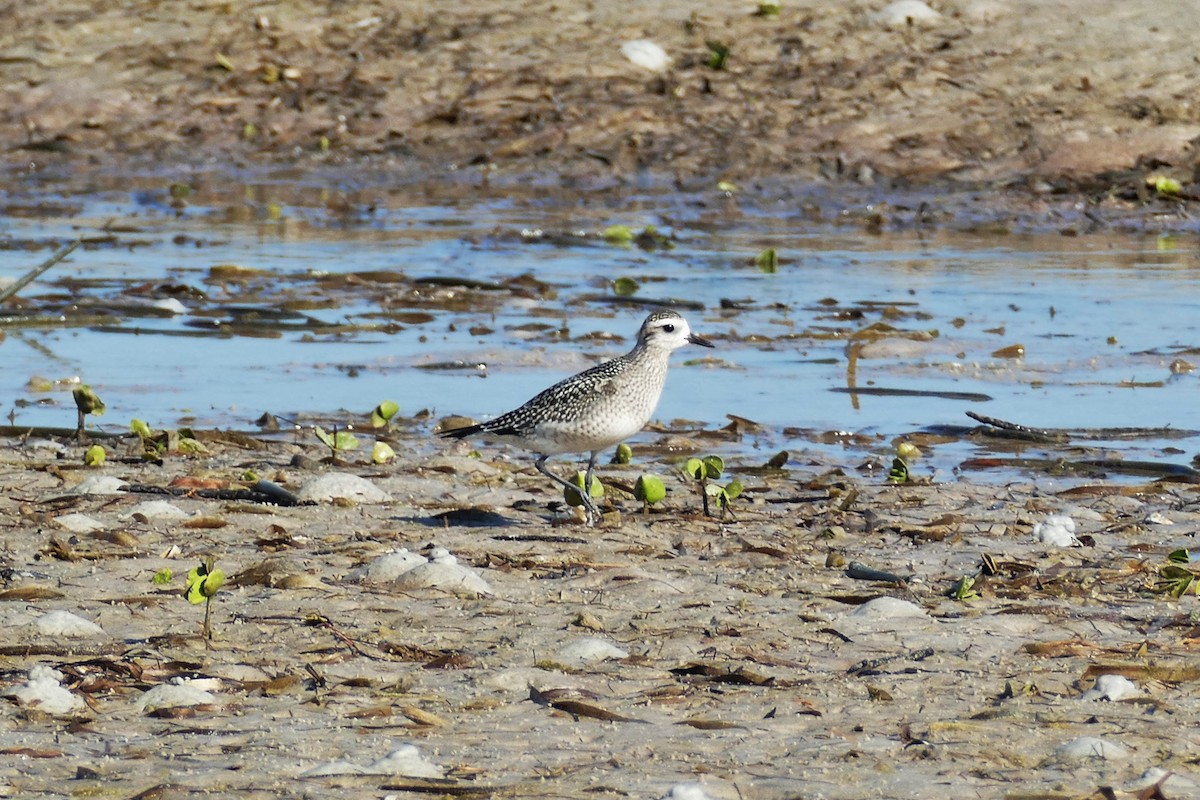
[0,240,80,304]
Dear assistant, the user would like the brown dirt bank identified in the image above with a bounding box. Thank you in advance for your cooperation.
[4,0,1200,200]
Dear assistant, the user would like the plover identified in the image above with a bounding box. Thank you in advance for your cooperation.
[439,310,714,523]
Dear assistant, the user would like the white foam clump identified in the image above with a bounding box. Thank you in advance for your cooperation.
[1056,736,1129,761]
[661,783,717,800]
[1080,674,1139,702]
[70,475,128,495]
[621,40,671,72]
[137,678,217,712]
[2,665,84,715]
[1033,514,1078,547]
[54,513,106,533]
[393,547,493,596]
[297,473,391,504]
[849,596,928,618]
[346,549,425,583]
[34,610,106,638]
[126,500,188,520]
[871,0,941,27]
[301,743,444,778]
[557,637,629,664]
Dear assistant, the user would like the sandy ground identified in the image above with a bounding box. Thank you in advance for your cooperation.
[3,0,1200,194]
[4,1,1200,798]
[1,429,1199,799]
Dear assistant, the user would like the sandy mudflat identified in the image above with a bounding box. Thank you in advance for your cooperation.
[1,429,1198,799]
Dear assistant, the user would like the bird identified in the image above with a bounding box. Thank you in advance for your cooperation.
[439,309,714,523]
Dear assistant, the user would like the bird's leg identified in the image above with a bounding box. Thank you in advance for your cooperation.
[535,455,600,524]
[583,450,599,502]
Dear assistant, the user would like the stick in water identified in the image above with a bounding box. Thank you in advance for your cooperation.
[0,239,81,304]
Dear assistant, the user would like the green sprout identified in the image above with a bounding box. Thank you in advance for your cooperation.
[757,0,781,15]
[315,425,359,460]
[72,384,106,440]
[754,248,778,273]
[152,568,173,585]
[602,224,634,245]
[612,442,633,465]
[565,471,605,510]
[634,474,666,512]
[372,440,396,464]
[887,457,910,484]
[186,557,226,640]
[370,400,400,428]
[84,444,106,467]
[705,41,730,70]
[947,575,980,601]
[686,455,726,517]
[1154,564,1199,598]
[131,418,167,460]
[704,478,744,520]
[612,277,639,297]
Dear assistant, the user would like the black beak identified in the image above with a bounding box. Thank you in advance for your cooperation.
[688,333,715,348]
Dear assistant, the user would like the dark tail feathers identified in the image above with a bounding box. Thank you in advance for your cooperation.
[439,423,482,440]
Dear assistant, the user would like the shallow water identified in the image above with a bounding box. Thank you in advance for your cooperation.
[2,173,1198,482]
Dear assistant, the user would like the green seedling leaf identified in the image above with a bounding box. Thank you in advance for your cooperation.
[757,0,781,15]
[724,478,743,500]
[686,457,705,480]
[634,474,666,505]
[565,471,604,507]
[370,400,400,428]
[613,442,633,465]
[897,442,921,460]
[186,563,226,604]
[948,575,979,601]
[702,455,724,479]
[754,248,778,273]
[717,180,739,193]
[1152,175,1183,196]
[612,276,639,297]
[887,457,910,484]
[603,224,634,245]
[316,426,359,453]
[177,436,206,455]
[152,568,173,585]
[633,225,674,251]
[1168,549,1192,564]
[72,385,106,416]
[705,41,730,70]
[131,418,153,439]
[372,440,396,464]
[84,445,106,467]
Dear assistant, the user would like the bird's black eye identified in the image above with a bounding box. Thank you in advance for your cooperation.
[662,323,675,333]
